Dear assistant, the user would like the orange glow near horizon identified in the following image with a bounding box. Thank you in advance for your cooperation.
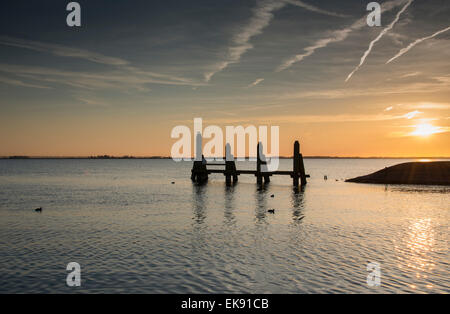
[1,116,449,158]
[1,2,450,159]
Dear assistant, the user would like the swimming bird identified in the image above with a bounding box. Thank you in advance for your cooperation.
[34,207,42,213]
[268,209,275,214]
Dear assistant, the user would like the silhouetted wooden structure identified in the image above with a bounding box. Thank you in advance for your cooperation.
[190,157,209,184]
[191,141,309,187]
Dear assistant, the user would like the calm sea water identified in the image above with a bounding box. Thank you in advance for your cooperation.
[0,159,448,294]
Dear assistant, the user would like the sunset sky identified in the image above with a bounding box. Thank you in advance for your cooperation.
[0,0,449,157]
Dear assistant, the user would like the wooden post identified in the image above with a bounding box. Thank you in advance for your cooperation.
[231,160,238,183]
[225,143,238,186]
[225,173,231,186]
[293,141,299,187]
[225,143,230,186]
[299,152,307,186]
[191,139,306,187]
[257,142,270,184]
[256,142,263,185]
[191,154,208,184]
[191,167,195,181]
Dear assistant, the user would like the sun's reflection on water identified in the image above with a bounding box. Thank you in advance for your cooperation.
[395,217,437,289]
[407,218,435,272]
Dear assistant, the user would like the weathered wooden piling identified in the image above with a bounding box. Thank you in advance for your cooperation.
[293,141,300,187]
[299,153,307,186]
[255,142,272,184]
[224,144,238,186]
[190,139,309,186]
[291,141,308,187]
[191,157,208,184]
[256,142,271,185]
[256,142,263,185]
[225,161,238,185]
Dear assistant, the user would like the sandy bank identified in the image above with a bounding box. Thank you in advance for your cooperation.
[346,161,450,186]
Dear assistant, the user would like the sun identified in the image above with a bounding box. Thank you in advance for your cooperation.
[410,123,442,137]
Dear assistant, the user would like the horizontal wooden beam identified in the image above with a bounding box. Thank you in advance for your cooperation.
[207,169,310,177]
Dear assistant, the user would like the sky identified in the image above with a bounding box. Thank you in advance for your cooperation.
[0,0,449,157]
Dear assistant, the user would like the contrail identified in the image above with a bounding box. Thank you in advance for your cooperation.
[286,0,350,18]
[277,0,409,72]
[0,35,129,66]
[277,28,352,72]
[247,78,264,88]
[204,0,285,82]
[205,0,349,81]
[386,25,450,64]
[345,0,413,82]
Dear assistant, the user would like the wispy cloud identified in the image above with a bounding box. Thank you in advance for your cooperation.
[397,102,450,110]
[386,25,450,64]
[384,102,450,113]
[0,75,51,89]
[204,0,286,82]
[0,36,204,89]
[0,64,206,91]
[77,96,110,107]
[0,36,129,66]
[433,75,450,84]
[176,111,429,126]
[205,0,350,81]
[247,78,264,88]
[277,0,409,72]
[399,71,421,78]
[280,80,450,100]
[403,110,422,119]
[386,31,408,46]
[345,0,413,82]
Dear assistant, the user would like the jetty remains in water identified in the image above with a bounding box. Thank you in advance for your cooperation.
[191,140,309,187]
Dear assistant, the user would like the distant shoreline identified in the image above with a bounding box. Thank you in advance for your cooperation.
[1,156,449,160]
